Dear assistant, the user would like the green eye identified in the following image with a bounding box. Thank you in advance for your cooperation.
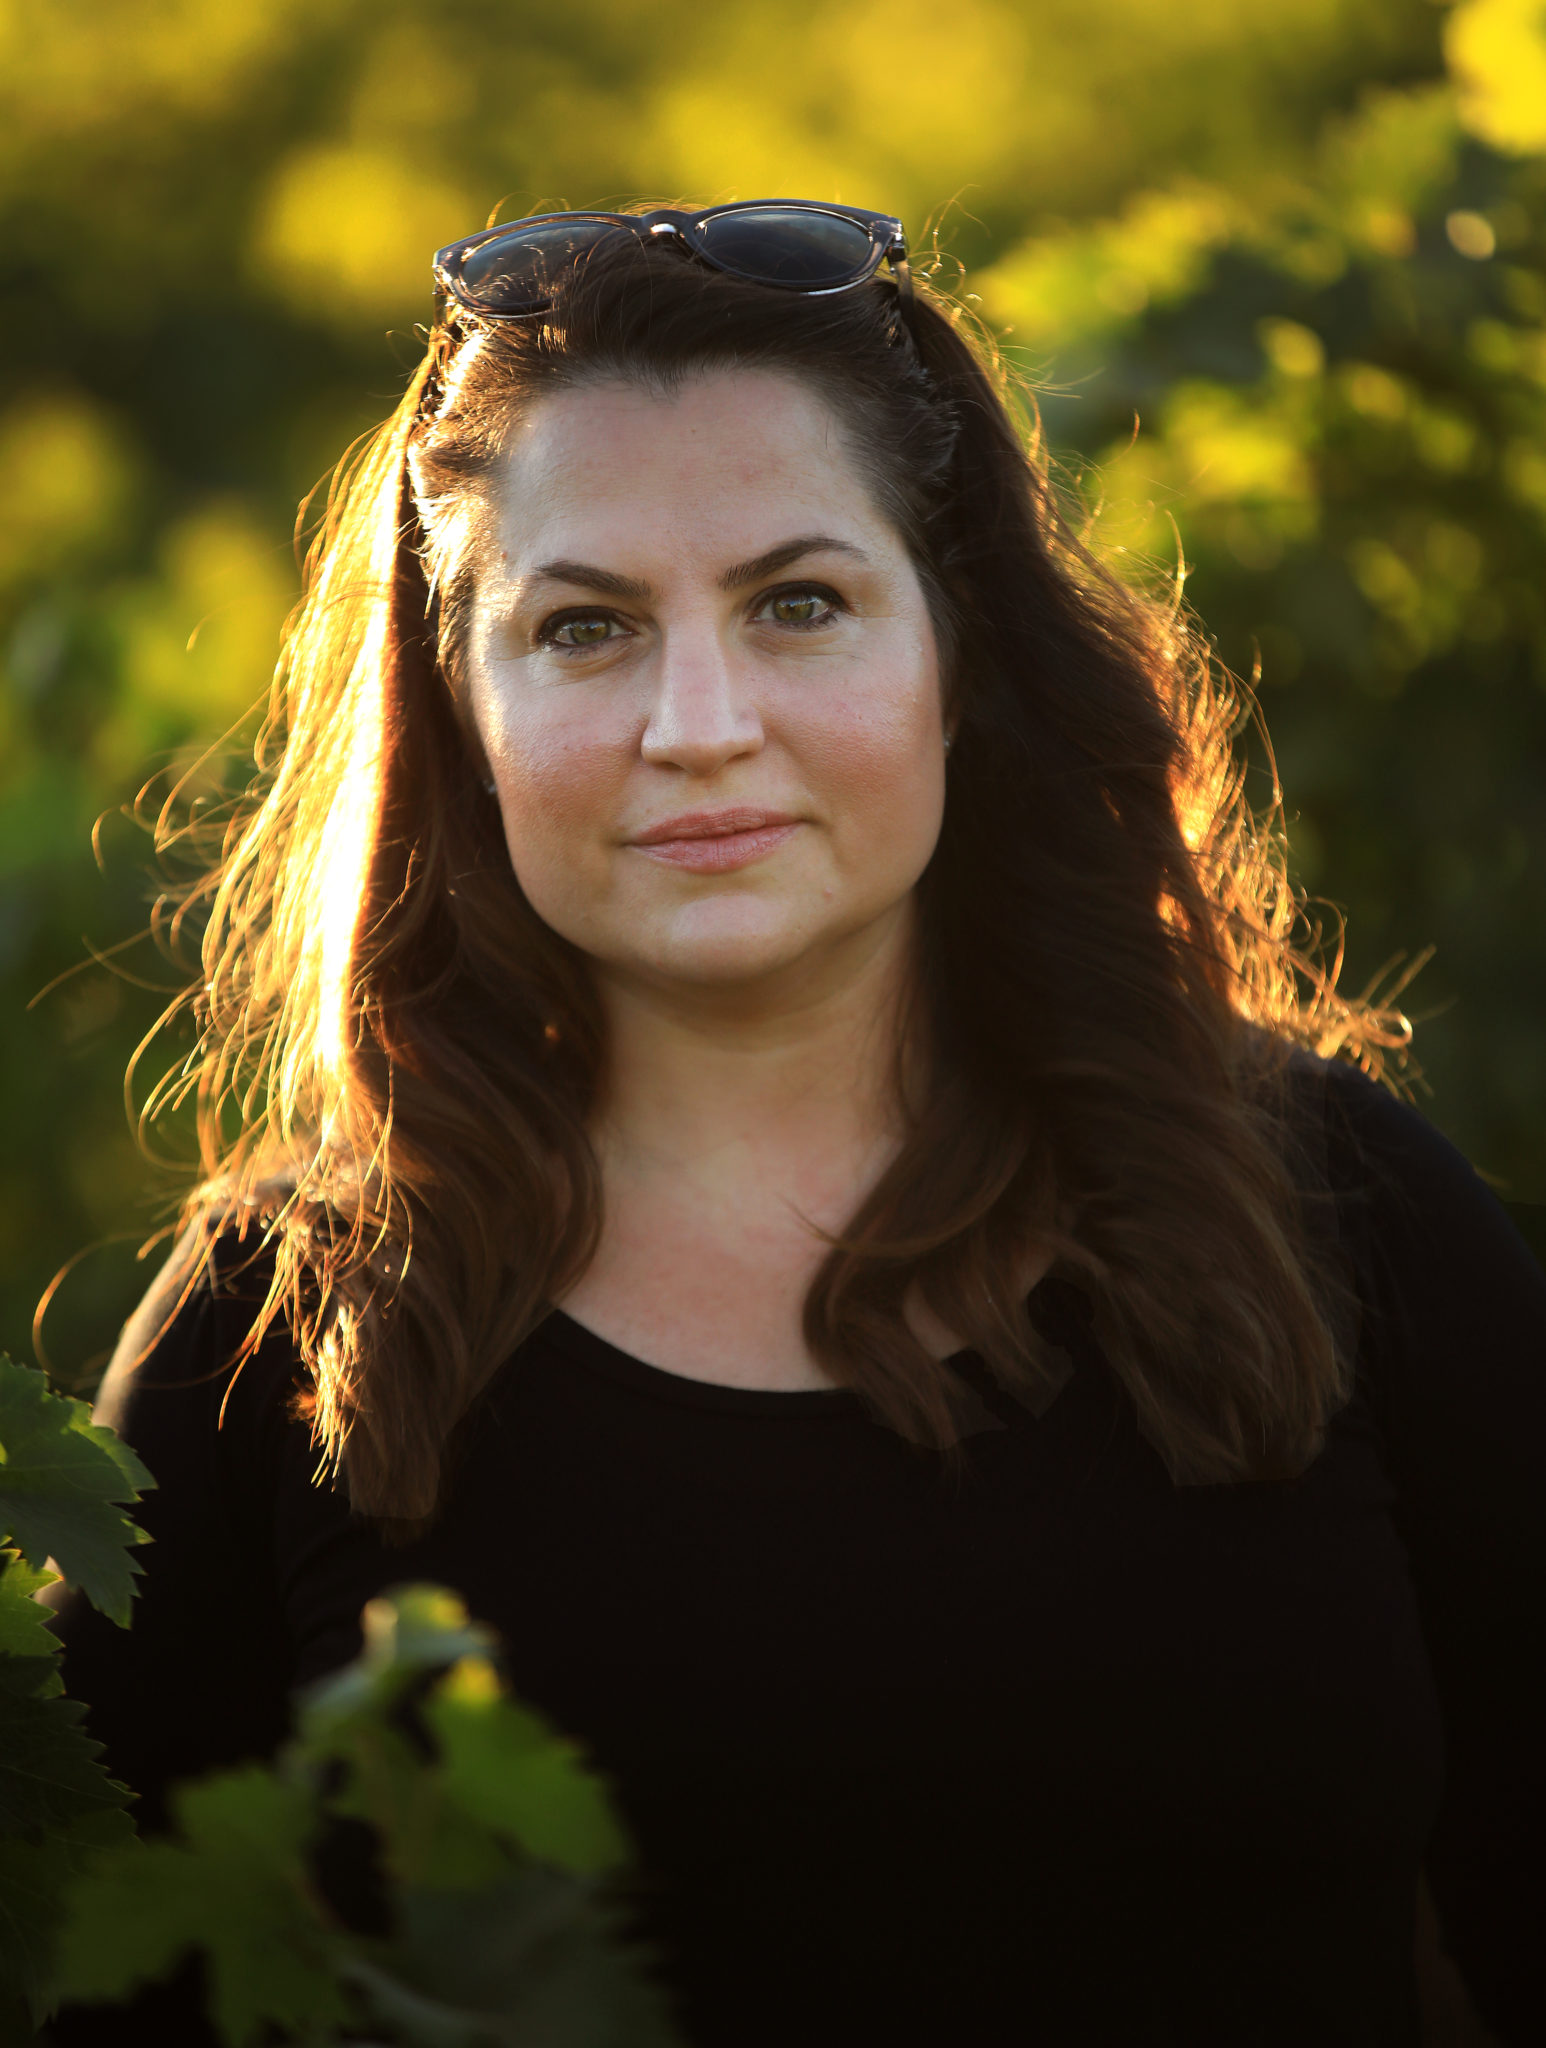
[534,608,620,653]
[764,587,839,628]
[553,614,614,646]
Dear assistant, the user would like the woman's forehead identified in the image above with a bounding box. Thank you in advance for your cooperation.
[485,368,889,570]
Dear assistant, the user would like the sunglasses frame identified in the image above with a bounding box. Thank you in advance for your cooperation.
[432,200,912,320]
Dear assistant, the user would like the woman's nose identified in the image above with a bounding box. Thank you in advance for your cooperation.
[640,626,764,775]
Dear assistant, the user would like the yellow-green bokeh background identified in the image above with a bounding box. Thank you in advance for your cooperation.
[4,0,1545,1384]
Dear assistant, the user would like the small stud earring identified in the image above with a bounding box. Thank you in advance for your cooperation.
[482,775,497,794]
[943,734,954,755]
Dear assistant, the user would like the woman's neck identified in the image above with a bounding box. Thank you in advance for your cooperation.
[589,906,918,1184]
[557,907,922,1389]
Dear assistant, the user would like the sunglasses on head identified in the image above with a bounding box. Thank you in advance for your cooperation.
[432,200,912,320]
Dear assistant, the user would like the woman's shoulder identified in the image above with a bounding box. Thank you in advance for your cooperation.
[93,1210,308,1484]
[1279,1048,1545,1337]
[1278,1046,1473,1201]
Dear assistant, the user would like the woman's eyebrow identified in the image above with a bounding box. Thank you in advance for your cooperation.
[527,561,655,601]
[523,534,869,605]
[717,534,869,590]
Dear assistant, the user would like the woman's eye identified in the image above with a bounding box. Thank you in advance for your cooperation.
[759,586,842,630]
[538,611,620,651]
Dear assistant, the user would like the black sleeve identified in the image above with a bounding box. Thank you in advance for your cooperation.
[49,1222,313,1833]
[1322,1063,1546,2046]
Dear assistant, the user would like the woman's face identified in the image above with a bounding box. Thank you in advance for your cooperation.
[464,367,947,1000]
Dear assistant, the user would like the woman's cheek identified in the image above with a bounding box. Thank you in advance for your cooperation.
[793,668,944,820]
[490,688,637,837]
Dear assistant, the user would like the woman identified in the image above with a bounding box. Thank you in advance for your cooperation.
[54,201,1543,2045]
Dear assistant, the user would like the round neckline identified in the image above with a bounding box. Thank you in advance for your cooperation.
[535,1275,1092,1422]
[538,1306,868,1417]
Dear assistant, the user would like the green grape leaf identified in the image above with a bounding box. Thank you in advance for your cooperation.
[0,1813,137,2040]
[0,1649,60,1705]
[0,1679,134,2031]
[55,1764,352,2047]
[0,1356,153,1626]
[0,1552,60,1660]
[344,1865,685,2047]
[0,1669,133,1842]
[53,1835,201,2003]
[299,1581,497,1736]
[424,1658,628,1876]
[0,1835,78,2045]
[317,1717,509,1893]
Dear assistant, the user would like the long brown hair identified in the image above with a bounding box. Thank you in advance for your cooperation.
[141,221,1412,1523]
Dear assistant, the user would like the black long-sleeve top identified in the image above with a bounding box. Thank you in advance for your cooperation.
[50,1058,1546,2046]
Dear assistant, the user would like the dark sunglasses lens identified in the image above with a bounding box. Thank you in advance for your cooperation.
[697,207,877,287]
[453,219,624,312]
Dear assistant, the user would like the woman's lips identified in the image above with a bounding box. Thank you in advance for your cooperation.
[628,810,801,874]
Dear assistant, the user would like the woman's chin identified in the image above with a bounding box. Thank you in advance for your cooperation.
[598,908,847,995]
[632,934,816,991]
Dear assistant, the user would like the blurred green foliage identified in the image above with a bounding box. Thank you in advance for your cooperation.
[54,1582,681,2046]
[0,1350,674,2045]
[0,1352,147,2039]
[2,0,1543,1386]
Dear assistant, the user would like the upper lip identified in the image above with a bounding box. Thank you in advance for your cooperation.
[629,807,799,845]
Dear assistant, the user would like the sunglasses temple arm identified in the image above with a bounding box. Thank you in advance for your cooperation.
[886,240,914,310]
